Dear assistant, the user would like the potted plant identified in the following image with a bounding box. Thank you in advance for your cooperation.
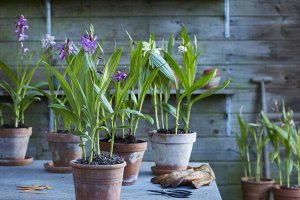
[148,26,230,174]
[48,26,147,200]
[0,15,46,165]
[261,103,300,200]
[41,35,82,173]
[100,33,177,185]
[236,113,274,200]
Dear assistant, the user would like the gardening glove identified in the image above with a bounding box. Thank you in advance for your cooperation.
[151,164,215,188]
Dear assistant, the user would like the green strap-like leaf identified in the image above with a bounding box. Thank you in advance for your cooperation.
[150,52,177,86]
[191,79,231,105]
[0,60,18,86]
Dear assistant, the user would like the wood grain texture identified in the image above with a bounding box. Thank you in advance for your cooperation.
[2,40,300,66]
[1,1,300,199]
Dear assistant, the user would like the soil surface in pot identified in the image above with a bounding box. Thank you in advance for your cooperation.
[102,134,144,144]
[280,185,300,189]
[2,124,29,128]
[157,128,193,134]
[53,130,70,134]
[76,154,123,165]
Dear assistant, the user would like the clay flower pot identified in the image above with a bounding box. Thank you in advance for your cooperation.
[47,132,82,167]
[148,131,197,171]
[203,68,221,89]
[0,127,32,160]
[100,140,147,185]
[241,177,274,200]
[272,184,300,200]
[70,160,126,200]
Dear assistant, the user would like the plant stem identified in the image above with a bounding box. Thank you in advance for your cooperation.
[277,157,282,186]
[80,137,86,160]
[89,140,94,164]
[287,166,290,188]
[184,103,192,133]
[121,114,125,138]
[96,130,100,156]
[256,153,261,182]
[175,100,182,134]
[153,85,159,130]
[159,90,164,129]
[109,126,116,158]
[246,146,252,177]
[165,111,168,130]
[242,159,248,177]
[53,112,57,133]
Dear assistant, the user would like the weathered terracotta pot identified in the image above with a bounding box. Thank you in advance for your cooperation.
[100,140,147,185]
[0,127,32,160]
[203,68,221,89]
[47,132,82,167]
[241,177,274,200]
[272,184,300,200]
[70,160,126,200]
[148,131,197,171]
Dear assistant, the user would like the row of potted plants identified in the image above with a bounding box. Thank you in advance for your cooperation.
[0,15,230,199]
[236,103,300,200]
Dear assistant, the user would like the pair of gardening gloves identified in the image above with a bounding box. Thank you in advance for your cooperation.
[151,164,215,188]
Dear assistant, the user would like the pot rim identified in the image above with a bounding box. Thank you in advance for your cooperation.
[0,127,32,137]
[100,140,147,152]
[272,184,300,191]
[149,130,196,135]
[148,130,197,144]
[70,160,126,170]
[241,177,275,184]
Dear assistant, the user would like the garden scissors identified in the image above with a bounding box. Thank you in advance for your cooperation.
[147,189,192,198]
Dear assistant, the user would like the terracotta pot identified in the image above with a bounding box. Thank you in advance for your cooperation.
[148,131,197,170]
[203,68,221,89]
[47,132,82,167]
[70,160,126,200]
[241,177,274,200]
[0,127,32,160]
[272,184,300,200]
[100,140,147,186]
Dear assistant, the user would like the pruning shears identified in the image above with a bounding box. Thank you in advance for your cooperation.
[147,189,192,198]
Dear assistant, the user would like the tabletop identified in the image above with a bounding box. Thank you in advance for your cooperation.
[0,161,222,200]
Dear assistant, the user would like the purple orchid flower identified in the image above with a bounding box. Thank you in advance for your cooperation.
[57,38,76,60]
[112,71,127,82]
[80,34,97,55]
[15,15,29,53]
[15,15,28,42]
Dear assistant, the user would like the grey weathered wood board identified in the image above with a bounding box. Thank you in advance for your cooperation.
[1,0,300,200]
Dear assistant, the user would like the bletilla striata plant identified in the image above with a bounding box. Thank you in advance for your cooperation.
[0,15,46,128]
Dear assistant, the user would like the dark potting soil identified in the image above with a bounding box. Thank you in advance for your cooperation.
[1,124,29,128]
[281,185,300,190]
[55,130,70,134]
[76,153,124,165]
[102,134,140,144]
[157,127,193,134]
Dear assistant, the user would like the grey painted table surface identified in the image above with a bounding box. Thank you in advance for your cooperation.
[0,161,222,200]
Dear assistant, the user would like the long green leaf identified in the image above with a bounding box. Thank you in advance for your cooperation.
[191,79,231,105]
[0,60,18,86]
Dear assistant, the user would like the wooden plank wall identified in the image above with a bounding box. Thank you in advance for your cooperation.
[1,0,300,199]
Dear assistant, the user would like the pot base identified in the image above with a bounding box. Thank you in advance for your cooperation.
[44,162,72,173]
[151,165,193,175]
[0,156,33,166]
